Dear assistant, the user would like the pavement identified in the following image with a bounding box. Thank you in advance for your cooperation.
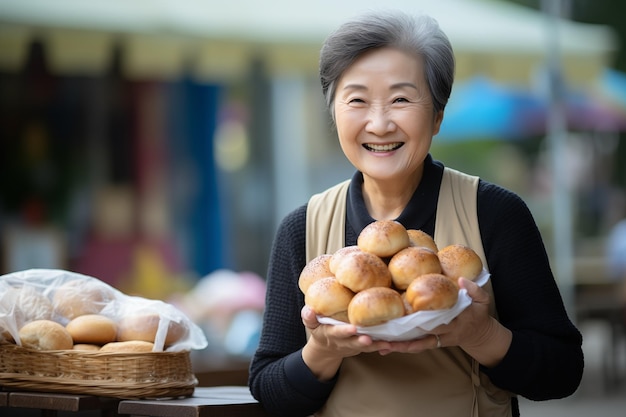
[518,319,626,417]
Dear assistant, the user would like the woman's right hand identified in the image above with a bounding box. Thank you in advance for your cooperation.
[300,305,392,381]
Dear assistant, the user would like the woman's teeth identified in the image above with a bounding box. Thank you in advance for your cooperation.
[364,142,403,152]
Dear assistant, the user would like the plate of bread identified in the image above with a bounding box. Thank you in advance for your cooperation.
[300,220,490,341]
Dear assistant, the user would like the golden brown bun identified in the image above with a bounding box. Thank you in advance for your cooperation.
[73,343,101,351]
[329,245,361,274]
[348,287,405,326]
[299,254,334,294]
[53,279,115,320]
[388,247,442,290]
[333,250,392,292]
[66,314,117,344]
[117,314,188,346]
[405,273,459,312]
[357,220,410,258]
[304,277,354,322]
[400,291,414,315]
[19,319,74,350]
[100,340,155,353]
[407,229,439,253]
[438,244,483,281]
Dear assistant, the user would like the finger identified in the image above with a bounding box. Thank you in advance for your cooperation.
[301,305,320,328]
[327,322,359,339]
[432,334,441,349]
[386,337,435,354]
[459,277,489,304]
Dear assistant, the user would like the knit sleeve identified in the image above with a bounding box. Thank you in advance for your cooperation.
[248,205,336,417]
[477,181,584,399]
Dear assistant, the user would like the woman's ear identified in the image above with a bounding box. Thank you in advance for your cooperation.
[432,110,444,136]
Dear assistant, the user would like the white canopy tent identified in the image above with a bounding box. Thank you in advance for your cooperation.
[0,0,617,84]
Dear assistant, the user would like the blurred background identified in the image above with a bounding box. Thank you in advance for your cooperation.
[1,0,625,411]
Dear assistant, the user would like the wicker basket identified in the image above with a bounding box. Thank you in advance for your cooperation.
[0,343,197,399]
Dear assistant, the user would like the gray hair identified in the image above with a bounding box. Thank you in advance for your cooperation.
[319,11,455,121]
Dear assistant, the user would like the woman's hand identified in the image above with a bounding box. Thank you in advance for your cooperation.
[381,278,512,367]
[301,305,393,380]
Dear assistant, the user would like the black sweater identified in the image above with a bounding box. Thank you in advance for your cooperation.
[249,156,583,417]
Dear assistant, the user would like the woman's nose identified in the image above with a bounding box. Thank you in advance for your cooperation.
[365,106,396,135]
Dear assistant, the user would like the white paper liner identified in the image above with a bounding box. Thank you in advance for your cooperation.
[318,269,490,341]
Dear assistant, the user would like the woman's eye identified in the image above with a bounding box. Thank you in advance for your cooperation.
[393,97,410,103]
[348,98,365,104]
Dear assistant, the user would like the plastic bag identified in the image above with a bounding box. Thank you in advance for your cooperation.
[0,269,208,352]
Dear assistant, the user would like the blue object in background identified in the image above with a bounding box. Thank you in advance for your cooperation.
[438,74,626,143]
[437,76,545,142]
[168,79,226,277]
[601,68,626,109]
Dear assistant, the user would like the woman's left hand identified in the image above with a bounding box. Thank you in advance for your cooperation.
[380,277,512,367]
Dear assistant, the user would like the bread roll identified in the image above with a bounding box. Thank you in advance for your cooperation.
[407,229,439,253]
[19,319,74,350]
[438,244,483,281]
[53,279,115,320]
[66,314,117,344]
[73,343,101,351]
[348,287,405,326]
[388,247,442,290]
[304,277,354,322]
[405,273,459,312]
[117,314,188,346]
[100,340,155,353]
[299,254,334,294]
[329,245,361,274]
[357,220,410,258]
[400,291,414,315]
[333,249,392,292]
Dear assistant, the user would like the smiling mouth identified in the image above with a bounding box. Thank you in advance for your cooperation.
[363,142,404,152]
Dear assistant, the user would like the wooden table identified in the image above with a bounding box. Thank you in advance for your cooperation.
[1,390,120,416]
[118,386,270,417]
[192,355,251,389]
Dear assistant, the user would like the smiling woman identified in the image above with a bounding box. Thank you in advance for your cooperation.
[248,9,583,417]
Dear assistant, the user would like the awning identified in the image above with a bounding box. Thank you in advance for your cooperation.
[0,0,618,84]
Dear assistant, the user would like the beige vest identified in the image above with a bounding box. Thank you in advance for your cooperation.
[306,168,514,417]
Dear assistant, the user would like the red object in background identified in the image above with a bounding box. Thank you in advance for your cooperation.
[72,236,137,289]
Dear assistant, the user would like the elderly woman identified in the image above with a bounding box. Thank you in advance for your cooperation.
[248,10,583,417]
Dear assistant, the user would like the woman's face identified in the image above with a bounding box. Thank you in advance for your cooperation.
[333,47,443,184]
